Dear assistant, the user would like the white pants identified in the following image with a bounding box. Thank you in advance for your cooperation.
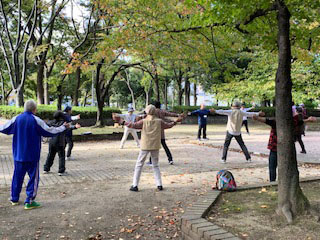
[132,150,162,187]
[120,127,140,148]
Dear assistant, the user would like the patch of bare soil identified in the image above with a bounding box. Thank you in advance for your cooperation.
[207,182,320,240]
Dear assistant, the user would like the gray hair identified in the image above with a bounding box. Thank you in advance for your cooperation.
[232,101,241,108]
[145,104,156,115]
[24,100,37,112]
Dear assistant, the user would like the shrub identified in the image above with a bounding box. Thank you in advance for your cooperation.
[0,105,121,120]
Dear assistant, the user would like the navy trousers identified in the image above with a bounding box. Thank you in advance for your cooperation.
[11,160,40,204]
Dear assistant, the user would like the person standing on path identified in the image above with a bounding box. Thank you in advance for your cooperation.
[116,107,140,149]
[63,106,80,160]
[122,105,182,192]
[212,101,263,163]
[241,104,254,135]
[188,104,214,141]
[44,111,81,176]
[253,114,316,181]
[294,107,307,154]
[0,100,68,209]
[145,101,183,165]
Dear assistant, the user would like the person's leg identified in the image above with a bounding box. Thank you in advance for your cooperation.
[244,120,249,134]
[131,130,140,147]
[11,161,27,203]
[222,132,233,161]
[297,135,306,153]
[269,151,278,182]
[203,124,207,139]
[66,136,74,158]
[132,150,148,187]
[197,125,202,139]
[150,150,162,187]
[161,139,173,163]
[235,134,251,160]
[43,144,57,172]
[120,127,130,149]
[25,161,40,204]
[57,146,66,173]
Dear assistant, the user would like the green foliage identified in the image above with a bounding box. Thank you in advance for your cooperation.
[0,105,121,120]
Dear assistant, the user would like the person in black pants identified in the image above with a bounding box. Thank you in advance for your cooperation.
[43,111,80,176]
[63,106,80,160]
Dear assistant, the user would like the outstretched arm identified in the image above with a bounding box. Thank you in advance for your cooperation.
[0,116,17,135]
[214,109,232,116]
[33,116,67,137]
[125,119,144,129]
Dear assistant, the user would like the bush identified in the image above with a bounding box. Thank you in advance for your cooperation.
[0,105,121,120]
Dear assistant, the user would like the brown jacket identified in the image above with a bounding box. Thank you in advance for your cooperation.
[126,115,176,150]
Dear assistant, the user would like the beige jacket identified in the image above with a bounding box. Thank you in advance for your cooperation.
[126,115,176,150]
[215,109,259,135]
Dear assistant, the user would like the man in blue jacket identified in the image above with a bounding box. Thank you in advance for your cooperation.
[189,104,214,140]
[0,100,68,210]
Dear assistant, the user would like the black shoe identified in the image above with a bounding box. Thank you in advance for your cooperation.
[300,150,307,154]
[130,186,138,192]
[157,186,163,191]
[168,160,173,165]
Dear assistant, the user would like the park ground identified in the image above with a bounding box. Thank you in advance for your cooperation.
[0,122,320,239]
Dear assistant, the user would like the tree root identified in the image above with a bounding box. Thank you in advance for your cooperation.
[277,203,293,224]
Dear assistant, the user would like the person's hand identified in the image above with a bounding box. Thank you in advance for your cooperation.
[307,116,317,122]
[187,112,191,116]
[75,123,81,129]
[209,108,215,113]
[258,111,265,117]
[76,114,80,120]
[63,122,70,128]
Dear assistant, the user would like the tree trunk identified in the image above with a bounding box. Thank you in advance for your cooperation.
[164,79,168,110]
[15,89,24,107]
[276,0,309,223]
[194,83,197,106]
[73,67,81,106]
[184,78,191,106]
[36,63,45,104]
[95,60,105,126]
[106,92,110,107]
[44,80,49,105]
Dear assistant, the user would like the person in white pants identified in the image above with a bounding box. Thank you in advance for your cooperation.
[123,105,182,192]
[117,107,140,149]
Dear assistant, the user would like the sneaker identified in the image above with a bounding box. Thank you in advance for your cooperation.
[43,170,50,174]
[119,146,124,149]
[24,201,41,210]
[220,159,226,164]
[157,186,163,191]
[247,158,252,163]
[146,162,153,167]
[10,201,20,206]
[203,138,209,141]
[197,138,201,141]
[168,160,174,165]
[300,150,307,154]
[58,172,68,176]
[130,186,138,192]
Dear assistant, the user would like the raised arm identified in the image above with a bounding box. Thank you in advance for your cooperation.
[214,109,232,116]
[33,116,67,137]
[0,116,17,135]
[125,119,144,129]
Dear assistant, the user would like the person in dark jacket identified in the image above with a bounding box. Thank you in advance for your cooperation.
[43,111,80,176]
[0,100,68,209]
[189,104,214,140]
[63,106,80,160]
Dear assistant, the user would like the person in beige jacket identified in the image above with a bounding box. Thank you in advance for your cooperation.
[123,105,182,191]
[213,101,263,163]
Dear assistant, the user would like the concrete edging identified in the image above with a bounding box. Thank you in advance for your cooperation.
[180,176,320,240]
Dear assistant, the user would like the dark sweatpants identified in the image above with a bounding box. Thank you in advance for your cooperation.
[269,150,277,182]
[222,132,251,160]
[44,145,66,173]
[242,120,249,134]
[149,139,173,163]
[198,124,207,139]
[66,136,74,158]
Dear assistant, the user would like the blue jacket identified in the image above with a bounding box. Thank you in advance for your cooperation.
[0,111,66,162]
[191,109,211,125]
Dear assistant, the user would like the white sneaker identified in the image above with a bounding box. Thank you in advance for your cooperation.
[247,158,252,163]
[58,172,68,176]
[43,171,50,174]
[146,162,153,167]
[220,159,226,164]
